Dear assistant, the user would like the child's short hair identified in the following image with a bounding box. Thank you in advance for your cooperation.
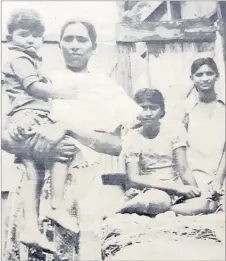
[60,19,97,47]
[7,9,45,36]
[134,88,165,118]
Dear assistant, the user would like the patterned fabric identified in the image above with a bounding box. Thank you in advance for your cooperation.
[49,69,142,164]
[121,120,187,181]
[50,70,141,133]
[6,109,55,160]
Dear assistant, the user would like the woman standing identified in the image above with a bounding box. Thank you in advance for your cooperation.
[50,19,142,260]
[2,18,141,260]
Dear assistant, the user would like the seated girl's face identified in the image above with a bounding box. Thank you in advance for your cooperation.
[137,100,162,127]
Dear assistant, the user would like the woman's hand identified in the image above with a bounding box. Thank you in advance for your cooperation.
[8,125,25,141]
[8,115,41,141]
[175,185,201,199]
[27,123,66,154]
[49,136,79,162]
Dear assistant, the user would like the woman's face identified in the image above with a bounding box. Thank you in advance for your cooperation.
[60,23,94,70]
[191,64,218,92]
[137,100,162,128]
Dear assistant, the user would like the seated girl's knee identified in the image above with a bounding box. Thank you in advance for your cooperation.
[143,189,172,214]
[198,196,219,213]
[208,199,219,213]
[119,189,172,216]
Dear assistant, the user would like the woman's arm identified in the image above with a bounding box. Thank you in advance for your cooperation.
[68,128,122,156]
[1,128,78,163]
[1,130,24,155]
[174,146,198,186]
[2,120,122,157]
[28,81,79,100]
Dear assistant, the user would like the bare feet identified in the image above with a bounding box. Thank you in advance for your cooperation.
[46,208,79,234]
[20,229,56,253]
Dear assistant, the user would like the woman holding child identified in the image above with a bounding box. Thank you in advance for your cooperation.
[1,10,140,258]
[2,9,224,259]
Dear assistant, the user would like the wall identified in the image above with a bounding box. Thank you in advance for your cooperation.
[1,41,118,192]
[1,42,118,76]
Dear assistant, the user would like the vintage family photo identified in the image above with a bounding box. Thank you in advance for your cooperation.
[1,1,225,261]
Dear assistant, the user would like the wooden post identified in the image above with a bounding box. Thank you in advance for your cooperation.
[169,1,182,20]
[115,42,135,98]
[217,1,226,61]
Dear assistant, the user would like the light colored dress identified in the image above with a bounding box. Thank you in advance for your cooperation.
[177,92,225,192]
[48,69,142,260]
[50,69,142,164]
[121,119,187,183]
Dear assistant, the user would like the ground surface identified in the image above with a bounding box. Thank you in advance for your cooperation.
[101,212,225,261]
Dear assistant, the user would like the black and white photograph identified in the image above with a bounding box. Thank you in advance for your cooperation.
[1,1,225,260]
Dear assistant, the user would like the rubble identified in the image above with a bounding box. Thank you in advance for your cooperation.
[102,212,225,260]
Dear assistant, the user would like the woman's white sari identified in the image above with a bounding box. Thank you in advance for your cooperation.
[49,69,142,260]
[50,69,142,164]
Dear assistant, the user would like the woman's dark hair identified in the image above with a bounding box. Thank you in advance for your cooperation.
[60,19,97,46]
[7,9,45,36]
[191,57,219,77]
[134,88,165,118]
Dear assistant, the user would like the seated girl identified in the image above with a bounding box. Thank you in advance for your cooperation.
[118,88,219,216]
[176,57,225,212]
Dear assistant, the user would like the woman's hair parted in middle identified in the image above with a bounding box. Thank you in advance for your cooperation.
[191,57,219,77]
[134,88,165,118]
[60,18,97,46]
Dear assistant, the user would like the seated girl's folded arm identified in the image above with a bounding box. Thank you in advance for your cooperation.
[127,170,182,195]
[125,155,181,194]
[126,159,141,190]
[174,146,198,186]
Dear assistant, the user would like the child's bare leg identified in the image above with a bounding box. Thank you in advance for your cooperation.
[21,159,44,231]
[47,161,79,233]
[21,159,56,253]
[170,196,219,216]
[117,189,172,216]
[50,162,68,210]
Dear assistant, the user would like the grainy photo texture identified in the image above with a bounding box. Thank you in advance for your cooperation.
[1,1,225,261]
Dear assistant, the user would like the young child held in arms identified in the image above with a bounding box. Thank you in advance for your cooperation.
[2,9,80,253]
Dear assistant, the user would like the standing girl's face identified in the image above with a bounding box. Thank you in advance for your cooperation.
[191,64,218,92]
[60,23,94,70]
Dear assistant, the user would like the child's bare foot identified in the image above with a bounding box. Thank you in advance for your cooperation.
[20,229,56,253]
[46,208,79,234]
